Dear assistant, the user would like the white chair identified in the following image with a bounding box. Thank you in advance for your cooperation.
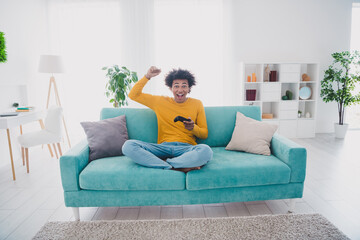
[18,106,63,173]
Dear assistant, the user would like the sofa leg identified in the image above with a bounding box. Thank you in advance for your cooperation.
[72,207,80,221]
[288,199,296,213]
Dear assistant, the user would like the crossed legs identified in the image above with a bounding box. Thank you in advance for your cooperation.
[122,140,212,172]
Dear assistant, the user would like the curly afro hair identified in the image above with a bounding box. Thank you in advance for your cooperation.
[165,68,196,92]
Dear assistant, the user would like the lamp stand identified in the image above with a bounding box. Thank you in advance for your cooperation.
[46,76,71,148]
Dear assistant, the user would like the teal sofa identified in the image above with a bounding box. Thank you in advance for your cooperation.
[60,106,306,220]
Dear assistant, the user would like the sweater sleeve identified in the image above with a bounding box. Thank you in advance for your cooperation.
[191,100,208,139]
[128,76,158,109]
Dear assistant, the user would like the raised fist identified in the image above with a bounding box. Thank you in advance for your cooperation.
[146,66,161,79]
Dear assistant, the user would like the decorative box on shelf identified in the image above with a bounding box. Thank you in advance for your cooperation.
[261,82,281,102]
[262,113,273,119]
[246,89,256,101]
[279,64,301,82]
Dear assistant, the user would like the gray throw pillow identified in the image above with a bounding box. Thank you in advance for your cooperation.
[81,115,128,162]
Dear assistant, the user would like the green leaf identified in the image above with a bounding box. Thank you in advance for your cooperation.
[121,66,130,74]
[131,71,138,82]
[119,73,127,79]
[0,32,8,63]
[117,75,125,87]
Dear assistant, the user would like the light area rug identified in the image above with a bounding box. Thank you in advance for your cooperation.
[33,213,349,240]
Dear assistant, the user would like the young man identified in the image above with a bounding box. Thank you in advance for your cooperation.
[122,66,213,173]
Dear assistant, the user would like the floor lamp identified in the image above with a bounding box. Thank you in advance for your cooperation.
[38,55,71,148]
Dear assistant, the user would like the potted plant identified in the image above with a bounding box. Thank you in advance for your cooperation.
[103,65,138,107]
[320,51,360,138]
[0,31,7,63]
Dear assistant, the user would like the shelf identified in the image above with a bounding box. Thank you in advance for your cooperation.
[298,118,315,120]
[279,81,300,84]
[241,62,319,138]
[262,118,279,121]
[280,100,298,103]
[299,100,315,102]
[300,81,316,83]
[0,83,27,87]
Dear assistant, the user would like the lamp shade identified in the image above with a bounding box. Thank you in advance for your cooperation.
[38,55,65,73]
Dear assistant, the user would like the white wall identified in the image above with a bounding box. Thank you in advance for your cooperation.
[229,0,353,133]
[0,0,48,168]
[0,0,48,86]
[0,0,355,169]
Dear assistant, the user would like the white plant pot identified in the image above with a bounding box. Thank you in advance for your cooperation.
[334,123,349,138]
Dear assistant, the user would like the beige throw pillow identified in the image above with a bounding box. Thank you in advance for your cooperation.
[225,112,278,156]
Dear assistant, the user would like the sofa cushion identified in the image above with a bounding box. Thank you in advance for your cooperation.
[101,108,158,143]
[79,156,185,191]
[101,106,261,147]
[186,147,291,190]
[197,106,261,147]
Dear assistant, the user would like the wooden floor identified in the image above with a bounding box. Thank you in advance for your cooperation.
[0,132,360,239]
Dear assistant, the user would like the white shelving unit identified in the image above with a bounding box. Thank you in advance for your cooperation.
[240,62,319,138]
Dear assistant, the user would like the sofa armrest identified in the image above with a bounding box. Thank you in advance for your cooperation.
[60,139,89,191]
[270,133,307,183]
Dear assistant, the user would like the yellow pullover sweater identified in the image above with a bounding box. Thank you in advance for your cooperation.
[128,76,208,145]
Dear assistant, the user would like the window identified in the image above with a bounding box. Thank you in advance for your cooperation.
[46,0,230,143]
[47,0,123,141]
[348,3,360,129]
[153,0,224,106]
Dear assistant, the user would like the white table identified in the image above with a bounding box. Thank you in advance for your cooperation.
[0,110,48,180]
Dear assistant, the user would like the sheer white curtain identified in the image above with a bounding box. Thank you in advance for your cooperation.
[151,0,225,106]
[46,0,154,142]
[45,0,234,143]
[47,0,124,143]
[349,3,360,129]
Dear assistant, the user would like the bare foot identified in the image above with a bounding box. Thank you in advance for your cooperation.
[172,166,201,173]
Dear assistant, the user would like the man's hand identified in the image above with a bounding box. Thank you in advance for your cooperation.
[183,117,195,131]
[146,66,161,79]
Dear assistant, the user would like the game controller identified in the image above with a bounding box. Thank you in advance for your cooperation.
[174,116,190,123]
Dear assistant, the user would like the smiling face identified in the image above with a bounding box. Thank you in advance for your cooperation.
[171,79,189,103]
